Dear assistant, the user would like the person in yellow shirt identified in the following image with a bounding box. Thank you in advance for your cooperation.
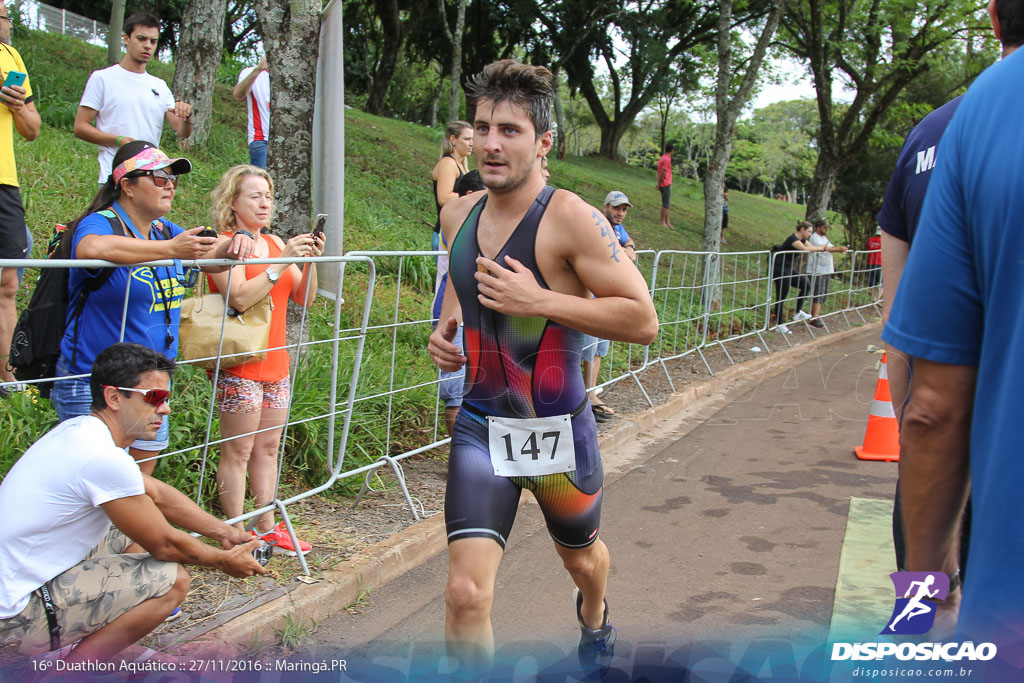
[0,3,40,395]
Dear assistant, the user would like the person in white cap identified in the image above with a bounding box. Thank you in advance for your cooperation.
[582,191,638,421]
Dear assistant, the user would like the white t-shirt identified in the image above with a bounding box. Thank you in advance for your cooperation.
[237,66,270,145]
[0,416,144,617]
[806,232,835,274]
[80,64,176,183]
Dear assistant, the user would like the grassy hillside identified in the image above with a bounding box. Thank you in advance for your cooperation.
[344,105,824,255]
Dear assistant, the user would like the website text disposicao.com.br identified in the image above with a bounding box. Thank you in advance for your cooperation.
[850,664,978,678]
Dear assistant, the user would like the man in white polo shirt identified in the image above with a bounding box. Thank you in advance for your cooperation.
[233,54,270,168]
[73,12,193,183]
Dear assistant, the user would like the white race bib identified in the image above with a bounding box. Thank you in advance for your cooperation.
[487,414,575,477]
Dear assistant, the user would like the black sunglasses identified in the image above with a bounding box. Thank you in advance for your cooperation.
[136,169,179,188]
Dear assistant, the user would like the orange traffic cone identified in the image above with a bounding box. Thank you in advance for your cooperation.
[854,353,900,462]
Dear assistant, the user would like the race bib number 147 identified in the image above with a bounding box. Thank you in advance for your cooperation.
[487,414,576,477]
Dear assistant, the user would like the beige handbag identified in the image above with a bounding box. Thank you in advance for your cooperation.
[179,280,273,369]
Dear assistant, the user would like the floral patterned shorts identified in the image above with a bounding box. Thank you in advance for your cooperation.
[215,374,291,414]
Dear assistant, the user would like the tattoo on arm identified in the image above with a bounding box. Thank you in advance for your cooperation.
[593,210,622,263]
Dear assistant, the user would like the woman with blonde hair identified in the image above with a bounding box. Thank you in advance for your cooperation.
[207,165,324,554]
[430,120,473,250]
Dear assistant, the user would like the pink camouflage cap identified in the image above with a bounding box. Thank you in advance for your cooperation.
[112,146,192,184]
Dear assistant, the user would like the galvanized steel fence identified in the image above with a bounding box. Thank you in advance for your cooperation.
[0,248,881,572]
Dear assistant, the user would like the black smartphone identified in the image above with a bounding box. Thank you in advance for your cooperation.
[312,213,327,240]
[197,227,218,238]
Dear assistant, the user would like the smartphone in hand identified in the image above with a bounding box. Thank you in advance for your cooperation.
[3,71,26,90]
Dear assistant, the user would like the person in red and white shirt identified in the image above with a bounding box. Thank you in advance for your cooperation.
[233,55,270,168]
[866,228,882,302]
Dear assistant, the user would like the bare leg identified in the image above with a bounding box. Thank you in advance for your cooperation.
[810,301,822,319]
[554,539,610,630]
[445,537,503,673]
[217,410,261,530]
[0,267,18,384]
[248,406,287,533]
[65,565,189,663]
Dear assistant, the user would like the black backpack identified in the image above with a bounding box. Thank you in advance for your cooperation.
[8,211,171,397]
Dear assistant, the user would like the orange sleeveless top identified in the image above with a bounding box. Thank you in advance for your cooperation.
[207,232,294,381]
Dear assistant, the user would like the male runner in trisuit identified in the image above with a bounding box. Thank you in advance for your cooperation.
[428,60,658,671]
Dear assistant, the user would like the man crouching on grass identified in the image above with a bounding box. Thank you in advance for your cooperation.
[0,343,263,662]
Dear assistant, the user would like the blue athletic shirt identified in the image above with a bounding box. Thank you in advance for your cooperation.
[611,223,629,245]
[60,213,186,375]
[882,49,1024,644]
[876,95,962,244]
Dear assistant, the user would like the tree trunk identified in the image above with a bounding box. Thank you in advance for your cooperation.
[597,120,628,160]
[366,0,401,116]
[255,0,321,237]
[702,0,784,252]
[446,0,468,122]
[552,66,567,159]
[805,156,839,221]
[107,0,126,64]
[429,80,441,128]
[172,0,229,148]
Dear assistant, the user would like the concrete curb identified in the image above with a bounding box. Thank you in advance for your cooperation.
[184,321,881,653]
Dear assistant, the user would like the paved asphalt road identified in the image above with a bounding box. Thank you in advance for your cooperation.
[295,330,898,680]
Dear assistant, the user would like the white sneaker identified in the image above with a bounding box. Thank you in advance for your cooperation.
[792,310,811,322]
[772,324,792,335]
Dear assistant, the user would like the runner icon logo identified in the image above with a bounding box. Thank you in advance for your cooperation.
[881,571,950,635]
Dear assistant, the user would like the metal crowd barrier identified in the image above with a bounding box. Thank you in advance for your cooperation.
[0,247,883,567]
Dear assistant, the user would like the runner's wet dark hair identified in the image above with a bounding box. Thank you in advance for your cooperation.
[465,60,554,139]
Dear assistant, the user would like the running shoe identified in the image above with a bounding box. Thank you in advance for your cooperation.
[809,318,825,329]
[574,587,616,673]
[164,607,183,623]
[792,310,811,322]
[252,523,311,556]
[772,324,793,335]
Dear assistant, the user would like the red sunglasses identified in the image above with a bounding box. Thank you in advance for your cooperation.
[104,385,171,406]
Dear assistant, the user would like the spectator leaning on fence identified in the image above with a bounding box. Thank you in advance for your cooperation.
[433,170,486,437]
[207,165,323,555]
[48,142,253,476]
[801,219,847,329]
[0,3,40,395]
[583,190,637,423]
[0,343,263,663]
[74,12,194,184]
[232,54,270,169]
[770,220,823,334]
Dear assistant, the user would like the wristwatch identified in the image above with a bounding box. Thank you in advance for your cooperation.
[264,267,279,284]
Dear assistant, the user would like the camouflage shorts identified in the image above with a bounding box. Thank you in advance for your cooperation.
[0,526,179,655]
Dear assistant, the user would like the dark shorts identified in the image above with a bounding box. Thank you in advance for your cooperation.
[809,273,831,303]
[659,185,671,209]
[866,264,881,287]
[445,407,604,550]
[0,185,28,260]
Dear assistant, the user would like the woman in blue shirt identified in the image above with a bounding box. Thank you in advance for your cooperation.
[49,141,253,474]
